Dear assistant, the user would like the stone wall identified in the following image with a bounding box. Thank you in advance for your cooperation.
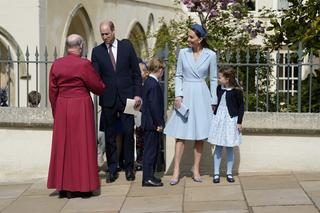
[165,112,320,177]
[0,107,320,182]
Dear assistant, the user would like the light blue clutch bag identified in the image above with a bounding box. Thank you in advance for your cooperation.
[175,103,189,119]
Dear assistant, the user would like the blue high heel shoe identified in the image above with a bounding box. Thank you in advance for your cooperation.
[169,178,179,186]
[192,177,202,183]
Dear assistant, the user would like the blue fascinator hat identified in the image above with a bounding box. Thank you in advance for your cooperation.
[191,23,208,38]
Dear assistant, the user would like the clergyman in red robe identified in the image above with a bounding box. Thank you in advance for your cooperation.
[47,34,106,198]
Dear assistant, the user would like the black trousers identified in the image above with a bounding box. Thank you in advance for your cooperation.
[102,95,134,174]
[142,130,161,181]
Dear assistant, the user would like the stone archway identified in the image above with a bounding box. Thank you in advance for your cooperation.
[127,21,148,58]
[61,4,95,58]
[0,26,24,106]
[0,40,12,91]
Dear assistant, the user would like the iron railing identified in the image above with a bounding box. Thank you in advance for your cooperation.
[215,44,319,113]
[0,43,319,113]
[0,46,57,108]
[162,43,320,113]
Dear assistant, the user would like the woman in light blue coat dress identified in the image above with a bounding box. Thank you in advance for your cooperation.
[164,24,218,185]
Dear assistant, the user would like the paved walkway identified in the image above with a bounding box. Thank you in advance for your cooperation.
[0,172,320,213]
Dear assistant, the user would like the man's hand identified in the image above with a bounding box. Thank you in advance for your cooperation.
[174,96,182,109]
[156,126,163,132]
[134,96,142,109]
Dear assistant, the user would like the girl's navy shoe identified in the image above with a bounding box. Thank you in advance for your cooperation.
[213,174,220,183]
[226,174,235,183]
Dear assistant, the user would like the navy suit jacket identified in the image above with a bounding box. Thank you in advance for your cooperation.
[141,76,164,131]
[91,39,142,107]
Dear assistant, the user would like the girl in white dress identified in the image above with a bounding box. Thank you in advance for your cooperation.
[208,67,244,183]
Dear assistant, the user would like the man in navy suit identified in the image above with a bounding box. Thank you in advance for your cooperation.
[141,59,165,187]
[91,20,142,183]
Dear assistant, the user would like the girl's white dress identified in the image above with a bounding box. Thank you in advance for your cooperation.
[208,89,242,147]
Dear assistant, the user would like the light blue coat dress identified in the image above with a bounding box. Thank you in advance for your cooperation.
[164,47,218,140]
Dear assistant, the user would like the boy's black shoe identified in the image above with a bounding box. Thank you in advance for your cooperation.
[106,172,119,183]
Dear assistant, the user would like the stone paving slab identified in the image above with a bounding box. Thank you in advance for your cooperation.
[152,212,181,213]
[0,172,319,213]
[300,181,320,209]
[23,179,55,196]
[1,195,67,213]
[238,171,292,177]
[0,184,31,199]
[185,184,244,202]
[0,199,15,212]
[60,195,125,213]
[99,184,130,197]
[239,175,300,190]
[312,197,320,210]
[183,200,248,212]
[252,205,319,213]
[300,181,320,196]
[72,211,119,213]
[121,194,183,213]
[295,173,320,181]
[184,210,248,213]
[244,188,312,206]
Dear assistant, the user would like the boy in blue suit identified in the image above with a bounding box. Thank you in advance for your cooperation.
[141,59,165,187]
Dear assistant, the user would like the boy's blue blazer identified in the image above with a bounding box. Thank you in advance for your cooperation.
[141,76,164,131]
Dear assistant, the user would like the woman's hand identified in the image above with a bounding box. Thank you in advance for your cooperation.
[237,124,242,133]
[174,96,182,108]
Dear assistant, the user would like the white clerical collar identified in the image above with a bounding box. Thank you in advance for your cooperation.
[222,85,233,91]
[149,74,158,82]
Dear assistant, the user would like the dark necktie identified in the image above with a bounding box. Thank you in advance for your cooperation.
[108,45,116,71]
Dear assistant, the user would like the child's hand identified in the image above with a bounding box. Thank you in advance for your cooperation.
[211,105,217,112]
[174,96,182,108]
[156,126,163,132]
[237,124,242,133]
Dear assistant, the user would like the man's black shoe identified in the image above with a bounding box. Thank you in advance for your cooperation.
[106,172,119,183]
[153,176,162,183]
[142,179,164,187]
[58,190,68,198]
[125,170,135,181]
[80,191,93,198]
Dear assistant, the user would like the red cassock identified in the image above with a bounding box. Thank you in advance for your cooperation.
[47,53,106,192]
